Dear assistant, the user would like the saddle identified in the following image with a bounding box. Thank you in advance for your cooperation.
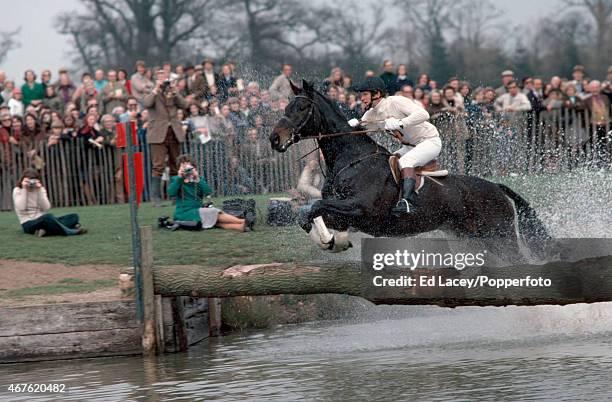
[388,155,448,191]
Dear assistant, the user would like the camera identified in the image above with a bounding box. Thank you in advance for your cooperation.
[28,179,39,188]
[183,166,194,177]
[160,79,172,92]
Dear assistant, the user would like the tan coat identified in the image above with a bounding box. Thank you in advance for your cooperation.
[143,92,190,144]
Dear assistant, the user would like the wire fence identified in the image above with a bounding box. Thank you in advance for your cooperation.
[0,109,609,211]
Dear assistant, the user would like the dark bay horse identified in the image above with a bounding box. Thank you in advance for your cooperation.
[270,80,550,257]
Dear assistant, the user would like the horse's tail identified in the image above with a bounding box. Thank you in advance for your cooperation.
[498,183,551,247]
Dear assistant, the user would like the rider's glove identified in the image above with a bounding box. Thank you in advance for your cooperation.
[348,118,360,128]
[384,118,403,131]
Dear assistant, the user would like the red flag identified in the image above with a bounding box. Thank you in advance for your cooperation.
[123,152,144,205]
[116,122,139,148]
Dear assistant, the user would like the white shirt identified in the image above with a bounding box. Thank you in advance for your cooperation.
[361,96,439,146]
[204,71,215,87]
[13,187,51,224]
[8,98,23,117]
[494,92,532,113]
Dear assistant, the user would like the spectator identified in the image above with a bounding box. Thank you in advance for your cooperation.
[296,156,323,201]
[130,60,153,102]
[494,80,532,113]
[21,70,45,107]
[414,87,428,108]
[225,155,254,195]
[379,60,397,94]
[167,154,251,232]
[13,168,86,237]
[117,69,131,95]
[202,58,218,90]
[583,80,610,162]
[400,85,414,99]
[43,85,63,113]
[102,69,128,114]
[41,69,52,89]
[217,64,237,102]
[395,64,413,95]
[322,67,344,92]
[427,91,445,123]
[602,65,612,104]
[269,63,293,102]
[416,73,431,92]
[144,69,190,207]
[55,69,76,106]
[1,80,14,106]
[543,89,564,111]
[9,88,24,117]
[93,69,108,92]
[47,121,68,148]
[495,70,515,96]
[570,65,587,95]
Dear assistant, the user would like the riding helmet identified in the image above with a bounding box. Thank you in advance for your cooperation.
[352,76,387,94]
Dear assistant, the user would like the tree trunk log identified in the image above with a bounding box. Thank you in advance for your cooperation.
[149,256,612,308]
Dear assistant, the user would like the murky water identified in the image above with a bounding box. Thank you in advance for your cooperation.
[2,303,612,401]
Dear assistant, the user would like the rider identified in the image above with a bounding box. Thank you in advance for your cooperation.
[349,76,442,215]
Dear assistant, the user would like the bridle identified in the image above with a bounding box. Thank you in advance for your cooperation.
[278,94,317,150]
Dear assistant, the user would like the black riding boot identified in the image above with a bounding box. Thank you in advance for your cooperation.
[392,177,417,215]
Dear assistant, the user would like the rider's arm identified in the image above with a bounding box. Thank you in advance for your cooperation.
[394,97,430,129]
[360,110,384,130]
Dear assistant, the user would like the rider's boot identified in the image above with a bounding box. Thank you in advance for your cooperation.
[392,167,417,215]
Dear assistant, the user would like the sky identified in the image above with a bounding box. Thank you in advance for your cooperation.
[1,0,563,83]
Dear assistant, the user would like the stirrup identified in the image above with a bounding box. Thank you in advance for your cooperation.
[392,198,413,214]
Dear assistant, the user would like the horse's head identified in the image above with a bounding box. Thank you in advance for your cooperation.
[270,79,319,152]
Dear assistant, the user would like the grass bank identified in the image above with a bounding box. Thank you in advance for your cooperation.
[0,194,317,267]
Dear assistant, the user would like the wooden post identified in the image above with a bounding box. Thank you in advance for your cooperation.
[139,226,156,355]
[208,298,222,337]
[154,295,165,354]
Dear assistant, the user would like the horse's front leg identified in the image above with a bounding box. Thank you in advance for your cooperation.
[300,198,362,252]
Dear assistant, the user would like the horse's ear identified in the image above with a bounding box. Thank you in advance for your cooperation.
[289,80,300,95]
[302,79,314,96]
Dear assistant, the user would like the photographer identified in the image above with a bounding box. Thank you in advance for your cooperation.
[13,168,87,237]
[144,69,190,207]
[167,155,252,232]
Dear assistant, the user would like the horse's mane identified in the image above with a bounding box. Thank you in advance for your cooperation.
[313,89,352,126]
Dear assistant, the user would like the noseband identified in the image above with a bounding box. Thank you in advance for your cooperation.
[279,95,317,148]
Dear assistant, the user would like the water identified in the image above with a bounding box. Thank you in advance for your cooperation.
[2,303,612,401]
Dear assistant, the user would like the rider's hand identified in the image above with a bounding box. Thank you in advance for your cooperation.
[348,118,360,128]
[384,118,402,131]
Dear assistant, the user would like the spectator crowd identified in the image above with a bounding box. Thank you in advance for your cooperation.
[1,57,611,206]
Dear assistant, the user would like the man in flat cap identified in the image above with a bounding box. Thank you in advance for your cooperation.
[495,70,515,96]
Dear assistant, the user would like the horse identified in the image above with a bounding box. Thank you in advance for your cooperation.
[269,80,550,259]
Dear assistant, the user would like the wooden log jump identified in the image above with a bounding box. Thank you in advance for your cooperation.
[150,256,612,308]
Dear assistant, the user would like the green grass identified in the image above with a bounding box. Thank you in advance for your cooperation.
[0,194,318,267]
[1,171,610,268]
[1,279,116,300]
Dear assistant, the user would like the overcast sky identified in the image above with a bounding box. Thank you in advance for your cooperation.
[1,0,562,82]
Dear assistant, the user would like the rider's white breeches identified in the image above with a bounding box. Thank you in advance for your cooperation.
[395,136,442,169]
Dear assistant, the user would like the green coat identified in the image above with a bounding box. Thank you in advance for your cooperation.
[21,82,45,106]
[167,175,213,221]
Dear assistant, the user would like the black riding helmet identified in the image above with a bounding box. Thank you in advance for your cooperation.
[351,76,387,96]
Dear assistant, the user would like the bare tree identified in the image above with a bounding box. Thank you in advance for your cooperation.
[56,0,219,70]
[563,0,612,73]
[392,0,461,80]
[219,0,338,70]
[0,28,21,65]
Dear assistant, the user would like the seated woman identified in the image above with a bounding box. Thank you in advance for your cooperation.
[167,154,253,232]
[13,169,87,237]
